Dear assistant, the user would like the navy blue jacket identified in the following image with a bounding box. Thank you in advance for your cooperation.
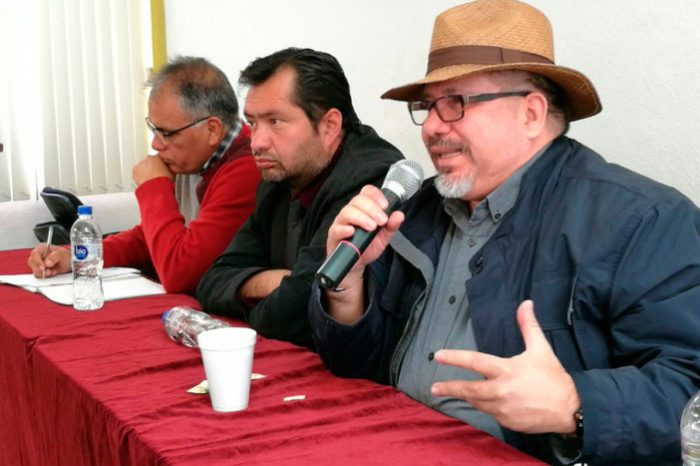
[310,137,700,465]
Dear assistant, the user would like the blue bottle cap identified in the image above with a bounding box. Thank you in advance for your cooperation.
[77,205,92,215]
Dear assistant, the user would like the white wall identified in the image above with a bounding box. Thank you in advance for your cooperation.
[163,0,699,205]
[1,193,140,251]
[3,0,698,251]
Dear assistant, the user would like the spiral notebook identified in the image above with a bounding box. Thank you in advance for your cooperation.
[0,267,166,305]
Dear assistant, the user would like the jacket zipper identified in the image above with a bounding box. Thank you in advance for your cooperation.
[566,271,578,326]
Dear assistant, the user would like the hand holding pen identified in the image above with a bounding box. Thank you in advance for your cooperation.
[27,226,71,279]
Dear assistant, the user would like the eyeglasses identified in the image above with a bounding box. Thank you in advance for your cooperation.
[407,91,531,126]
[145,116,211,144]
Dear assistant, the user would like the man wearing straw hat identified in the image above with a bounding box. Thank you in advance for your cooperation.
[309,1,700,464]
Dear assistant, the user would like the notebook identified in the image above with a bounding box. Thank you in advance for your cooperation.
[0,267,166,305]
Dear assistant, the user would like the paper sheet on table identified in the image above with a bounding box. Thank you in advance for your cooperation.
[0,267,166,305]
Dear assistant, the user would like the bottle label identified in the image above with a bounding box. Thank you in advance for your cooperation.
[74,245,89,260]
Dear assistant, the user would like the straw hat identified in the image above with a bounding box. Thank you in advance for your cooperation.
[381,0,601,121]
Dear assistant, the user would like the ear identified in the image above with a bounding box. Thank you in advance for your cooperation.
[317,108,344,154]
[205,117,225,147]
[522,92,548,138]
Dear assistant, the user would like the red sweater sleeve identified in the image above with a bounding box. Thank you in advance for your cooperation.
[106,156,259,294]
[103,223,153,270]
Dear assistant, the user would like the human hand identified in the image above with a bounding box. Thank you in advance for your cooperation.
[238,269,292,305]
[27,244,71,278]
[132,154,174,186]
[322,185,405,324]
[326,184,405,271]
[430,300,580,434]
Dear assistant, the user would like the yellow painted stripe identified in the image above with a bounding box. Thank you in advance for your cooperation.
[150,0,167,71]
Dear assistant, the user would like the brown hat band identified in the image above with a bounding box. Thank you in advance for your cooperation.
[427,45,553,73]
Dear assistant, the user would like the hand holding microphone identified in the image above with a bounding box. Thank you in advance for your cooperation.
[316,160,424,290]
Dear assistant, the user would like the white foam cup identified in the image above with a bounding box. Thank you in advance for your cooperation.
[197,327,257,412]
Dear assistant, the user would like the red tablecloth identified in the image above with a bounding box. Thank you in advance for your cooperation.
[0,248,542,465]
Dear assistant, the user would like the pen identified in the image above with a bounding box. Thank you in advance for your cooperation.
[43,225,54,280]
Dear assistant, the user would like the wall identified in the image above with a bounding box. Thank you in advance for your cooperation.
[1,193,140,251]
[4,0,698,251]
[163,0,699,205]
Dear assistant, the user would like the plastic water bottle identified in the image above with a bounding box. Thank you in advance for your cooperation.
[70,205,104,311]
[162,306,230,348]
[682,390,700,466]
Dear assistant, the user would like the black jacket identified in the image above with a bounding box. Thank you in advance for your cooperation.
[197,124,404,348]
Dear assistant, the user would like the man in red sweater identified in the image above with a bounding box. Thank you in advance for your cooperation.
[27,57,259,294]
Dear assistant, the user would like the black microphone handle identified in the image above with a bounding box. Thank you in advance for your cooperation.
[316,188,402,290]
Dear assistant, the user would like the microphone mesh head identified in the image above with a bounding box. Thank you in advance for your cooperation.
[382,160,424,201]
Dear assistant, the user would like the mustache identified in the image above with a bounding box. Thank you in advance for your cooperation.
[426,137,467,152]
[253,150,279,161]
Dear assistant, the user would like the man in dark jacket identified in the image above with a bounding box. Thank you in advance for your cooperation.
[308,1,700,465]
[197,48,403,348]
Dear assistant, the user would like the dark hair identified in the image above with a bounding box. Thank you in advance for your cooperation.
[239,47,361,132]
[149,56,239,129]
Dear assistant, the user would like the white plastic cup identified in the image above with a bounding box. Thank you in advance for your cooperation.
[197,327,257,413]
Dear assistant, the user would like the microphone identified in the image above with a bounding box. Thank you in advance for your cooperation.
[315,159,424,290]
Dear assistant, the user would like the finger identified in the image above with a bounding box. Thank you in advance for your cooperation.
[327,223,357,243]
[357,195,390,226]
[433,349,506,379]
[516,300,550,353]
[29,245,43,259]
[382,210,405,234]
[152,155,170,171]
[341,202,383,232]
[27,246,45,275]
[43,268,60,278]
[30,262,44,277]
[430,379,496,402]
[339,193,389,231]
[359,184,389,210]
[45,248,61,267]
[46,248,69,269]
[361,211,405,260]
[353,190,391,225]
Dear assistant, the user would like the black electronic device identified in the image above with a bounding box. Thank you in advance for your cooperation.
[33,186,83,245]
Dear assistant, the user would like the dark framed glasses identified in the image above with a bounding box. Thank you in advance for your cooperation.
[145,116,211,144]
[407,91,531,126]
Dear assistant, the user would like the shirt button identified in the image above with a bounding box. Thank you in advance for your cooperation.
[428,351,435,361]
[494,212,502,221]
[467,238,476,247]
[448,295,456,304]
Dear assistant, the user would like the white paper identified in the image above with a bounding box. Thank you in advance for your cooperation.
[0,267,165,305]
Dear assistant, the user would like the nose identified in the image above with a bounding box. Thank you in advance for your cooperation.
[151,134,166,152]
[422,107,450,138]
[250,125,270,155]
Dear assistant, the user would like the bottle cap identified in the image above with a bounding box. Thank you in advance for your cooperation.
[77,205,93,215]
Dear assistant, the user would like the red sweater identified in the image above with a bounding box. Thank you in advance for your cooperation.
[103,125,258,293]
